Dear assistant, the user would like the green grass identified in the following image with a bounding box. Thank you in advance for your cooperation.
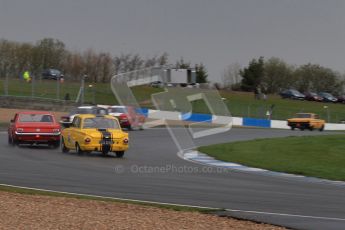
[198,134,345,181]
[0,185,217,213]
[1,78,345,122]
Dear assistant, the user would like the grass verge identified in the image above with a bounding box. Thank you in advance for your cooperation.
[0,184,218,213]
[198,134,345,181]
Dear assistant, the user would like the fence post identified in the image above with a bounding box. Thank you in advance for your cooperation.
[4,75,8,96]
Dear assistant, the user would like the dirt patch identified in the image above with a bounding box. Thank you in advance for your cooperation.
[0,191,285,230]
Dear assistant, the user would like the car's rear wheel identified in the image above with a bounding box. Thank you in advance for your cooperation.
[61,138,69,153]
[76,143,84,154]
[115,151,124,158]
[290,126,295,131]
[319,125,325,132]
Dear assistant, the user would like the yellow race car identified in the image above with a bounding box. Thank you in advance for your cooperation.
[61,114,129,157]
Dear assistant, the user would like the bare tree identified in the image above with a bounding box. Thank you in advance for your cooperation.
[222,63,241,89]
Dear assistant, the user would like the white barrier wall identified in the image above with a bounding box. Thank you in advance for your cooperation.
[232,117,243,126]
[325,123,345,131]
[271,120,289,129]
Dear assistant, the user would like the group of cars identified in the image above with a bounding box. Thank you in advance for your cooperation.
[60,105,145,130]
[279,89,344,103]
[7,105,145,157]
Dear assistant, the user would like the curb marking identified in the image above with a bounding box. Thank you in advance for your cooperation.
[183,151,345,186]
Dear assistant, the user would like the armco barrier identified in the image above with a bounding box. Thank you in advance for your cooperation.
[242,117,271,128]
[181,113,212,123]
[133,107,345,131]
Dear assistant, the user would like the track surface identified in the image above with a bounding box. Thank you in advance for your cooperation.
[1,128,345,230]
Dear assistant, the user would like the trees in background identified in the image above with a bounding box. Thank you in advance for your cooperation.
[263,57,295,93]
[294,64,343,94]
[230,57,344,94]
[0,38,203,83]
[195,63,208,83]
[240,57,264,91]
[2,37,344,93]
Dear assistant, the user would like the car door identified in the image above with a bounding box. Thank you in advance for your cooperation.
[312,114,322,128]
[65,117,81,148]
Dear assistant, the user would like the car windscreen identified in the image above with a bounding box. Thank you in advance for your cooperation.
[19,114,53,122]
[82,117,120,129]
[69,108,93,115]
[296,114,311,118]
[50,69,60,75]
[109,107,127,113]
[320,93,331,97]
[291,90,303,96]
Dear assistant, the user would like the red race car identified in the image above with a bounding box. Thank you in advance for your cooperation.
[8,111,61,148]
[108,105,145,130]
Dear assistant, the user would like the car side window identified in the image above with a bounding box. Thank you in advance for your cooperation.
[72,117,81,128]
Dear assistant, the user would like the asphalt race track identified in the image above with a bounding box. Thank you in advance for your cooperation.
[1,128,345,230]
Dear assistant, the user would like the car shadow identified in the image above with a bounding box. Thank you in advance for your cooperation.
[16,144,58,150]
[61,151,122,159]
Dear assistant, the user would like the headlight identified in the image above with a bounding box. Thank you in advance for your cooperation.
[85,137,91,143]
[53,128,60,133]
[123,138,129,144]
[16,128,23,132]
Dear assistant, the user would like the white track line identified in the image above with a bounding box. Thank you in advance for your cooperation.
[0,183,218,210]
[225,209,345,222]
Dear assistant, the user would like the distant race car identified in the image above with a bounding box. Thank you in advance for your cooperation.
[60,106,108,127]
[61,114,129,157]
[8,111,61,147]
[108,105,145,130]
[287,113,325,131]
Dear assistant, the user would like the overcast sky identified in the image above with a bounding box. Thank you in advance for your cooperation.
[1,0,345,82]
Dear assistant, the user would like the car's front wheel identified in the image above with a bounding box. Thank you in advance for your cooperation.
[115,151,124,158]
[319,125,325,132]
[75,143,84,154]
[8,135,17,146]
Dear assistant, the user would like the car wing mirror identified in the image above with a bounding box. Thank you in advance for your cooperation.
[10,119,14,123]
